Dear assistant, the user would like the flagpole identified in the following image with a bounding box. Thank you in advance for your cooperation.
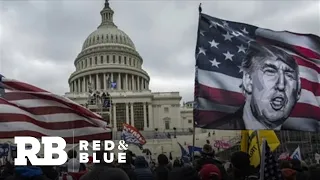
[259,138,266,180]
[192,2,202,162]
[256,130,262,160]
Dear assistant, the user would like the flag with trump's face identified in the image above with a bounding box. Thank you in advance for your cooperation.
[194,11,320,131]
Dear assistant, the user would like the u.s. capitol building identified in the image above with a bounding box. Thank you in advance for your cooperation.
[64,1,196,139]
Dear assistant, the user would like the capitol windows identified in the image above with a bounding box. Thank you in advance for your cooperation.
[124,57,127,65]
[119,56,122,64]
[113,55,116,63]
[133,59,135,66]
[95,56,98,65]
[107,55,109,63]
[133,102,144,130]
[100,56,104,64]
[129,58,132,66]
[164,107,169,113]
[188,120,192,124]
[90,58,92,66]
[85,59,87,67]
[116,103,126,131]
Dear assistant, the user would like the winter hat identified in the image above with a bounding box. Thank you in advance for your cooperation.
[199,164,222,180]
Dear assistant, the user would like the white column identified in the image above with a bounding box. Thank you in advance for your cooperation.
[96,74,100,90]
[113,103,117,130]
[125,103,129,124]
[137,77,140,91]
[111,73,114,90]
[130,103,134,125]
[148,104,153,129]
[83,77,86,92]
[118,73,121,90]
[103,73,106,91]
[89,75,92,85]
[141,78,143,90]
[125,74,128,91]
[78,79,81,93]
[82,77,85,92]
[132,75,135,91]
[143,103,147,129]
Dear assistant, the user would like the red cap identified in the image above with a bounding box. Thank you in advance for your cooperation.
[88,156,93,163]
[199,164,222,180]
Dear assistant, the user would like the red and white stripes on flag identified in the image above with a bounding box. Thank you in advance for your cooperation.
[196,27,320,129]
[0,78,111,143]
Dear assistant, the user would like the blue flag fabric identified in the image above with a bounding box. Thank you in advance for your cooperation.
[177,142,189,157]
[0,74,5,97]
[187,146,202,155]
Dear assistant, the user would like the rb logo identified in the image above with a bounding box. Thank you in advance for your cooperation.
[14,136,68,166]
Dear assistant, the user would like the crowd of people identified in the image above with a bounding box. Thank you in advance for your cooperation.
[0,144,319,180]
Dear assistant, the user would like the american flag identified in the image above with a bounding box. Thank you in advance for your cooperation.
[194,13,320,130]
[0,77,111,143]
[260,139,283,180]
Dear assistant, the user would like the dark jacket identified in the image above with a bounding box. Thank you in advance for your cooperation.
[79,164,129,180]
[134,156,153,180]
[196,155,229,180]
[121,164,136,180]
[154,166,169,180]
[5,167,50,180]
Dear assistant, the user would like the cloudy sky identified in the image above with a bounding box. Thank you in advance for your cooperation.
[0,0,319,102]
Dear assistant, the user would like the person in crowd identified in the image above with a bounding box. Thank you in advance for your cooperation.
[279,160,292,169]
[181,156,192,167]
[65,159,87,180]
[309,166,320,180]
[199,164,222,180]
[172,159,182,169]
[5,159,50,180]
[39,166,58,180]
[290,159,309,180]
[85,156,93,171]
[67,150,86,172]
[134,156,153,180]
[120,153,136,180]
[79,150,129,180]
[154,154,170,180]
[168,166,200,180]
[195,144,229,180]
[230,151,258,180]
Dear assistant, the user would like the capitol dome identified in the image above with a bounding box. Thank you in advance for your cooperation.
[68,0,150,94]
[82,26,136,50]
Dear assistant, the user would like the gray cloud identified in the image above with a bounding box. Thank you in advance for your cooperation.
[0,0,319,102]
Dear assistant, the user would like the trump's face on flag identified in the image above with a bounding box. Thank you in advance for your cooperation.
[242,44,301,129]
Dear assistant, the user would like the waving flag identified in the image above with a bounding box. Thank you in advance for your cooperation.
[0,77,111,143]
[194,12,320,131]
[121,123,146,149]
[290,146,302,160]
[259,139,283,180]
[0,74,5,97]
[177,142,189,157]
